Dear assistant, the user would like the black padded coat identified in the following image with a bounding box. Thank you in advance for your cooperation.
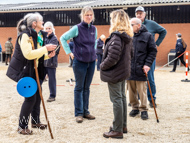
[100,31,133,84]
[128,25,157,81]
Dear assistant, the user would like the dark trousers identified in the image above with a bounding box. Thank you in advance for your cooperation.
[44,67,56,98]
[96,54,102,70]
[69,56,73,66]
[19,79,43,129]
[72,58,95,116]
[172,52,186,71]
[5,54,11,64]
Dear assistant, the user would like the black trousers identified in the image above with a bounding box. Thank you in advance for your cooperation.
[172,52,186,71]
[5,54,11,64]
[19,79,42,129]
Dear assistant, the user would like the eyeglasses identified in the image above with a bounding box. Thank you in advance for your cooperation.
[131,23,138,26]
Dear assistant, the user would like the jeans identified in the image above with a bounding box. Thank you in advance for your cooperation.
[72,58,95,116]
[19,79,43,129]
[44,67,56,98]
[108,80,127,132]
[96,54,102,70]
[147,60,156,101]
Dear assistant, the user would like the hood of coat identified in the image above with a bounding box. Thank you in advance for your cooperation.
[134,24,148,36]
[105,31,132,45]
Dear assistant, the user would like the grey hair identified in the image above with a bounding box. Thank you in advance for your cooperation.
[130,17,142,25]
[100,34,106,40]
[25,12,43,27]
[44,21,55,34]
[17,12,43,33]
[80,6,95,22]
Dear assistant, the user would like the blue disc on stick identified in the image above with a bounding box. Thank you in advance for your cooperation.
[17,77,37,97]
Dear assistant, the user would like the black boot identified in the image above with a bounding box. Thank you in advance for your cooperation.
[129,110,139,117]
[141,111,148,120]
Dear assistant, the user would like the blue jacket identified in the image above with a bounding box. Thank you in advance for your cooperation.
[96,38,104,55]
[60,21,97,62]
[143,19,167,46]
[175,39,183,53]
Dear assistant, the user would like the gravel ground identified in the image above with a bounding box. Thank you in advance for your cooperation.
[0,63,189,143]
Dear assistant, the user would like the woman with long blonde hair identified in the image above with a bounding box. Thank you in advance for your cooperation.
[100,9,133,139]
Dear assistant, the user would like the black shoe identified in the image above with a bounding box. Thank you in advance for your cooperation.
[141,111,148,120]
[47,97,55,102]
[129,110,139,117]
[170,70,175,72]
[128,103,131,106]
[149,100,157,108]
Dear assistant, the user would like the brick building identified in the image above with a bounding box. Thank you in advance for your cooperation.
[0,0,190,66]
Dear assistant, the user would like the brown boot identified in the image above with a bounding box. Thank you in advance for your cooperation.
[17,128,33,135]
[83,114,95,120]
[103,131,123,139]
[32,123,47,130]
[76,116,83,123]
[109,126,128,133]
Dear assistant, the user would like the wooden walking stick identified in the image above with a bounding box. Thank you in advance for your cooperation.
[28,37,54,139]
[144,72,159,123]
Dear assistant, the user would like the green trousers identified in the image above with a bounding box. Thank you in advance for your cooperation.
[108,80,127,132]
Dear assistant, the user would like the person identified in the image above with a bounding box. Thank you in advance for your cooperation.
[100,9,133,139]
[5,37,14,65]
[6,12,56,135]
[127,18,157,120]
[68,38,74,67]
[135,6,167,108]
[44,21,60,102]
[60,6,97,123]
[96,34,105,71]
[170,33,188,72]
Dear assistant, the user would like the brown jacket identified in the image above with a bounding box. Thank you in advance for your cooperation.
[100,31,133,83]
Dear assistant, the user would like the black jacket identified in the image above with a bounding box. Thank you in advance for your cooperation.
[128,25,157,81]
[6,28,47,82]
[100,31,133,83]
[44,33,60,68]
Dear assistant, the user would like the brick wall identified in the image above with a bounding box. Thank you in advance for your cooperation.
[0,23,190,66]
